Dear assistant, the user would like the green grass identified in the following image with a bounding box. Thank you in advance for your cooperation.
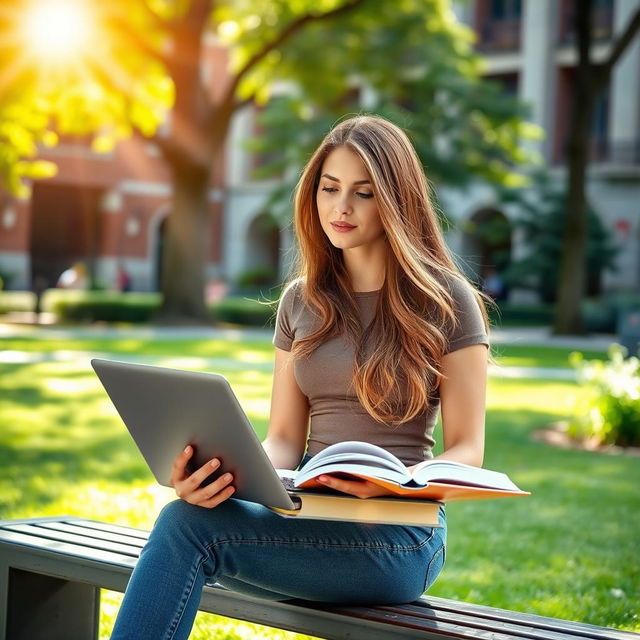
[0,334,609,369]
[491,344,607,368]
[0,335,637,636]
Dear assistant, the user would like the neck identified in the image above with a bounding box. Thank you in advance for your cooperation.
[342,239,388,292]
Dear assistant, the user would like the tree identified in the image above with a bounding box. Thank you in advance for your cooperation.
[1,0,540,322]
[553,1,640,335]
[498,169,618,304]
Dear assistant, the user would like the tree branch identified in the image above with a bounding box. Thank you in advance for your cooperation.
[217,0,367,115]
[593,8,640,90]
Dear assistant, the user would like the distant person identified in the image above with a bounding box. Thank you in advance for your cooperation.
[57,262,88,290]
[482,267,506,302]
[31,275,48,322]
[205,277,228,304]
[116,265,132,292]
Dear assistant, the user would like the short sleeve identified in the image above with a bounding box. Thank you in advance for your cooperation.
[445,277,490,354]
[272,280,302,352]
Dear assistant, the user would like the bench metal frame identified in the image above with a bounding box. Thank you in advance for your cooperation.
[1,516,637,640]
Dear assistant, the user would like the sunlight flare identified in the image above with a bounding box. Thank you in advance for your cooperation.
[23,0,93,61]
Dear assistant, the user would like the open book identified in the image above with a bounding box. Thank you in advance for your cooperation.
[279,441,529,503]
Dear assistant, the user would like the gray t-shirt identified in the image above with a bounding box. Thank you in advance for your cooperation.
[272,276,489,465]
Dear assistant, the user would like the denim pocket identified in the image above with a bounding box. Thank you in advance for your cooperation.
[423,540,446,592]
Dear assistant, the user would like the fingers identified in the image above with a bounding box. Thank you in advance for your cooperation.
[171,446,236,508]
[317,475,388,499]
[176,470,236,507]
[170,445,195,486]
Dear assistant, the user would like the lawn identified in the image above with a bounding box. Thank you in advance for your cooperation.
[0,333,637,638]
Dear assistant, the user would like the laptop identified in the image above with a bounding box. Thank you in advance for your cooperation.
[91,359,297,510]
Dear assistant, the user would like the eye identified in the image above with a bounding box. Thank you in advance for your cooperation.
[321,186,337,193]
[356,192,374,199]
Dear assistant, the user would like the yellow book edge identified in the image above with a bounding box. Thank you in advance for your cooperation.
[269,492,443,527]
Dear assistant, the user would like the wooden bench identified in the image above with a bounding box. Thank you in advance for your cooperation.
[1,516,637,640]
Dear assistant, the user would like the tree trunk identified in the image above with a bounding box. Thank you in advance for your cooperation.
[157,159,211,323]
[552,1,595,335]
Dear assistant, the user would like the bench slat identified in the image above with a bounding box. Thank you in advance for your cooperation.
[350,605,596,640]
[70,519,150,541]
[5,523,140,558]
[420,599,634,640]
[296,606,541,640]
[35,521,147,549]
[0,528,138,568]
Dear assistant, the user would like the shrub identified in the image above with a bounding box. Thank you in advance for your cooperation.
[0,291,36,314]
[582,292,640,333]
[568,345,640,447]
[488,303,553,327]
[235,267,277,288]
[47,291,161,323]
[210,297,277,327]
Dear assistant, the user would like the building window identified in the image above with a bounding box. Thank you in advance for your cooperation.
[475,0,522,52]
[485,72,519,97]
[558,0,613,45]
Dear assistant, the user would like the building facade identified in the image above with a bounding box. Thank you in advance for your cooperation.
[0,0,638,299]
[443,0,640,300]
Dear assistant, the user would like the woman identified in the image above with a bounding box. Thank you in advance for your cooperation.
[111,115,489,639]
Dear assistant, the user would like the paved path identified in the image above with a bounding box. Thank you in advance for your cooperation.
[2,322,619,381]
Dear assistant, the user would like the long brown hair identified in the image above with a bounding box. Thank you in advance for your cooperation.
[289,114,489,425]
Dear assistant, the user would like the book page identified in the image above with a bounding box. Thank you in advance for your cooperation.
[295,462,410,488]
[300,452,401,473]
[304,441,406,471]
[412,461,521,491]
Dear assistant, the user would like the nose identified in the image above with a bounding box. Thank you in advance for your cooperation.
[334,195,352,216]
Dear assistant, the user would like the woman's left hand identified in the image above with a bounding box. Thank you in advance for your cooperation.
[316,475,391,499]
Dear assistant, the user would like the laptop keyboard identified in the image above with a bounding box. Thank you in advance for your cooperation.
[279,475,297,492]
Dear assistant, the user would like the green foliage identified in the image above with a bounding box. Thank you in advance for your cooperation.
[488,302,554,327]
[497,170,618,303]
[49,291,161,323]
[581,292,640,333]
[235,266,278,288]
[211,296,276,327]
[246,1,543,220]
[0,0,173,195]
[0,289,277,327]
[568,345,640,447]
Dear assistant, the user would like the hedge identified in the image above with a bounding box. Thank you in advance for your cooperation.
[0,290,277,327]
[1,289,638,332]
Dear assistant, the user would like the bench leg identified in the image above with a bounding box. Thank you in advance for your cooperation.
[1,567,100,640]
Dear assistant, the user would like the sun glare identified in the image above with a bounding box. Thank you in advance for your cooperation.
[23,0,92,61]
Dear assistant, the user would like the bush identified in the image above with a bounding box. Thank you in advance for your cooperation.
[488,303,554,327]
[567,344,640,447]
[582,292,640,333]
[235,267,277,288]
[0,291,36,314]
[210,297,277,327]
[47,291,161,323]
[0,289,282,327]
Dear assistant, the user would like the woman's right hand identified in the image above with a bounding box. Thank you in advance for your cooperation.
[170,445,235,508]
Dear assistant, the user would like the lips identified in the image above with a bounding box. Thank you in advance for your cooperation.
[331,221,356,231]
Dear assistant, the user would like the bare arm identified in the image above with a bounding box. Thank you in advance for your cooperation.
[261,347,310,470]
[413,343,487,471]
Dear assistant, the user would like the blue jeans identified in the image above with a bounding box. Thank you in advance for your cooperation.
[110,499,446,639]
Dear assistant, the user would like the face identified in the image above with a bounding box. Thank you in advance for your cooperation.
[316,145,386,252]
